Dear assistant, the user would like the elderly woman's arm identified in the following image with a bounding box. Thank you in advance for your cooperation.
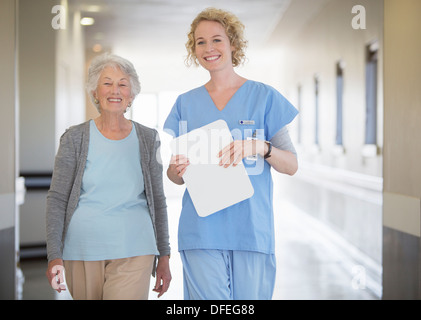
[150,130,171,297]
[150,131,171,256]
[45,130,77,291]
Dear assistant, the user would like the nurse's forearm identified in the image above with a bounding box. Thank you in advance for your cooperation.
[218,139,298,175]
[265,145,298,176]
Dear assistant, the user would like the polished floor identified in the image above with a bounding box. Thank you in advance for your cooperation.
[19,184,379,300]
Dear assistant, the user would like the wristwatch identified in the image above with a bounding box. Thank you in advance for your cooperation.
[264,141,272,159]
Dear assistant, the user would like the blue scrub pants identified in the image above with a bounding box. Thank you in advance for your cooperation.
[180,249,276,300]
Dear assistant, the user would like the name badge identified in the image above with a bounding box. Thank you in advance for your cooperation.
[239,120,255,125]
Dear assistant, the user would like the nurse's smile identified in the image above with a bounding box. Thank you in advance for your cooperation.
[204,55,221,61]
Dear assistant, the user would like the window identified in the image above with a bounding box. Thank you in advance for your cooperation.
[314,75,320,146]
[335,61,344,146]
[363,41,379,156]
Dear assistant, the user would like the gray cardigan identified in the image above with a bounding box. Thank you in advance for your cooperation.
[46,120,170,271]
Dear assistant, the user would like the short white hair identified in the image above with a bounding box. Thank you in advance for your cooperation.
[86,52,141,112]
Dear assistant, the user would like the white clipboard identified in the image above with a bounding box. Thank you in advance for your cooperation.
[170,119,254,217]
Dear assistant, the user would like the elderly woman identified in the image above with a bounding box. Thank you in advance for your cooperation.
[164,8,298,300]
[46,53,171,300]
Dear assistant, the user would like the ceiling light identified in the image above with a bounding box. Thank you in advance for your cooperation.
[85,5,101,13]
[80,17,95,26]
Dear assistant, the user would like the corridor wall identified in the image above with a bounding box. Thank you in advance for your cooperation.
[0,0,18,299]
[269,0,384,297]
[383,0,421,299]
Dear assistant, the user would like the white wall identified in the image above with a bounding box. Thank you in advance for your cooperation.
[19,0,85,246]
[274,0,383,176]
[55,0,86,148]
[19,0,57,173]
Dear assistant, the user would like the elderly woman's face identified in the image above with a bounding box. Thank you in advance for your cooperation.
[94,66,132,115]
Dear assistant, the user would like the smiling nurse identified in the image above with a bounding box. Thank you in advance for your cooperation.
[164,8,299,300]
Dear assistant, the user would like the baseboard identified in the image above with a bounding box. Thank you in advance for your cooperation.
[20,243,47,259]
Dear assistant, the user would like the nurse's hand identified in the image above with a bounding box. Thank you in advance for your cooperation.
[218,140,266,168]
[167,154,190,185]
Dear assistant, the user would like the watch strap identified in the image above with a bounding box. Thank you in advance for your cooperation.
[264,141,272,159]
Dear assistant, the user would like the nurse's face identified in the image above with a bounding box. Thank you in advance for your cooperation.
[194,20,234,72]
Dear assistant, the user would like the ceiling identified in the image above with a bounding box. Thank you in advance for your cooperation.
[69,0,293,55]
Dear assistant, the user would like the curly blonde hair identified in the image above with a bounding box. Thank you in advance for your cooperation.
[185,7,248,67]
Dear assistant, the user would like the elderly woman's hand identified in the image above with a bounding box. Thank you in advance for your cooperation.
[46,258,66,293]
[153,255,171,298]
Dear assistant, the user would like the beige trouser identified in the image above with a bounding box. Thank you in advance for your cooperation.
[63,255,155,300]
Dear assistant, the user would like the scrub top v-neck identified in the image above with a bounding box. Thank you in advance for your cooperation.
[164,80,298,255]
[203,80,248,112]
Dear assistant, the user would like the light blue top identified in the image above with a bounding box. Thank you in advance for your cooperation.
[164,80,298,255]
[62,120,158,261]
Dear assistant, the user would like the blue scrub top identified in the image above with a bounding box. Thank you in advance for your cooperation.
[164,80,298,255]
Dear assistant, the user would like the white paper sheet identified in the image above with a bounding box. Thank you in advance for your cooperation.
[170,120,254,217]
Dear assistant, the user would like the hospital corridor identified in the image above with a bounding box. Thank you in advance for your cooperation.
[2,0,421,301]
[19,185,378,300]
